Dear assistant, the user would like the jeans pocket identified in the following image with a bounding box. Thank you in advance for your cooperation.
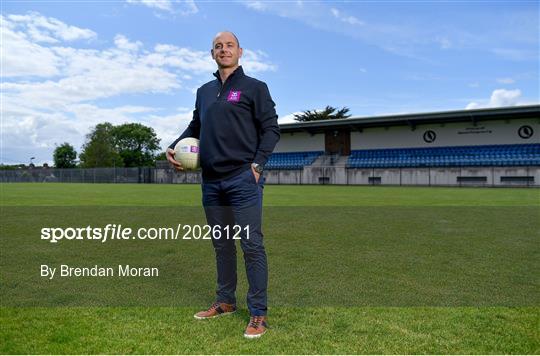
[245,168,257,184]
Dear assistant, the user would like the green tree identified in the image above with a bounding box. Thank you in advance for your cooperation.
[53,142,77,168]
[155,151,167,161]
[112,123,161,167]
[79,123,123,168]
[294,106,351,122]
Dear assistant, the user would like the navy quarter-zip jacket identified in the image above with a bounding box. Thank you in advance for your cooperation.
[169,66,280,182]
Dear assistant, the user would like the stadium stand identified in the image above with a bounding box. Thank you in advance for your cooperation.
[347,144,540,168]
[265,151,324,170]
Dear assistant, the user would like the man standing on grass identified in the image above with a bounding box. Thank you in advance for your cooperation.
[166,31,280,339]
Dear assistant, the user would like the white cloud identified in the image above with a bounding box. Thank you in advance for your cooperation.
[126,0,174,12]
[489,89,522,107]
[1,18,61,77]
[114,34,143,51]
[373,110,412,117]
[278,108,337,124]
[241,49,278,72]
[496,77,515,84]
[126,0,198,15]
[146,110,195,149]
[465,88,529,109]
[465,103,479,110]
[3,49,180,111]
[278,112,303,124]
[68,104,158,123]
[245,1,267,11]
[143,44,215,73]
[6,12,96,43]
[330,8,364,26]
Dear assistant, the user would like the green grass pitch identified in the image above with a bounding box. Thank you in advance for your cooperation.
[1,183,539,354]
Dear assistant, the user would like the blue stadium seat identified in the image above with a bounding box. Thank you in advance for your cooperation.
[347,144,540,168]
[265,151,324,170]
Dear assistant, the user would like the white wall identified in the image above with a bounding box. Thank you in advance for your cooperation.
[262,166,540,187]
[274,132,324,152]
[350,118,540,150]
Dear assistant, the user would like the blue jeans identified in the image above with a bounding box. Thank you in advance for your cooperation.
[202,168,267,316]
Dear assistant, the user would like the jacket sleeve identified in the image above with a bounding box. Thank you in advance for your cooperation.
[252,82,280,166]
[168,89,201,149]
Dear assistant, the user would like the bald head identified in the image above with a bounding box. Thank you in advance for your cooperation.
[213,31,240,48]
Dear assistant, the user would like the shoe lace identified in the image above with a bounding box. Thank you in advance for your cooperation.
[208,302,221,311]
[248,316,264,329]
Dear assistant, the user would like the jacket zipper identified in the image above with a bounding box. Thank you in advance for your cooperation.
[217,72,235,98]
[217,79,227,98]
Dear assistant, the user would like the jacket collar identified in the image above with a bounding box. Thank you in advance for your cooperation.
[213,65,244,83]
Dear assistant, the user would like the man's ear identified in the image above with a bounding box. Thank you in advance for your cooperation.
[238,47,243,58]
[210,49,214,58]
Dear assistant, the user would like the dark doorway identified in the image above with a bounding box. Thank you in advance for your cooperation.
[325,130,351,155]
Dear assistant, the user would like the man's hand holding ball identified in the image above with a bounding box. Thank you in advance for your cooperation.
[166,148,183,171]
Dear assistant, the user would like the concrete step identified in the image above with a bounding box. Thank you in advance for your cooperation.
[333,155,350,166]
[309,155,329,167]
[310,154,350,167]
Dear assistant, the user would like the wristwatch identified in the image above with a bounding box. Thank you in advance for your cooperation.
[251,163,264,174]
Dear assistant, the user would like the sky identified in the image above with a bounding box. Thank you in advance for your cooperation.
[1,0,539,165]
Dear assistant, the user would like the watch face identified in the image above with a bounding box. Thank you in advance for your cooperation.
[253,164,263,173]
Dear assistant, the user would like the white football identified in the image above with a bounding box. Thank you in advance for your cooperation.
[174,137,200,170]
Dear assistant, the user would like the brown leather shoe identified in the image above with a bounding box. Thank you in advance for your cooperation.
[243,315,268,339]
[193,302,236,320]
